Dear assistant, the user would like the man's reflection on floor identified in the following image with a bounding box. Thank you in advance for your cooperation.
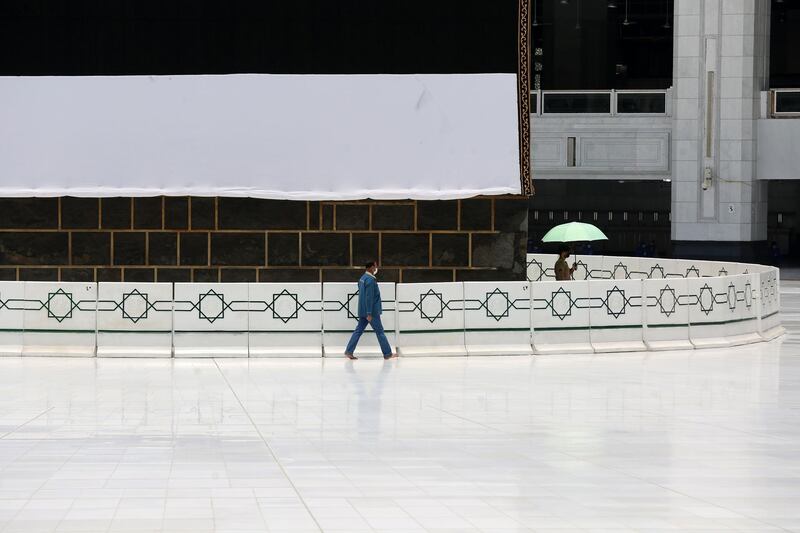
[345,359,394,437]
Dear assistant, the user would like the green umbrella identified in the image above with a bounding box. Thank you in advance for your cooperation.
[541,222,608,244]
[541,222,608,274]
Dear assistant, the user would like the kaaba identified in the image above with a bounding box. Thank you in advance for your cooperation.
[0,0,531,199]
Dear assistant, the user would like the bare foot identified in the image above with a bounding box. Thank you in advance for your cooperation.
[383,353,399,360]
[345,353,358,360]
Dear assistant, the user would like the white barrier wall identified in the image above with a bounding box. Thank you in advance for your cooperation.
[527,254,557,282]
[173,283,249,357]
[686,276,733,349]
[724,274,762,346]
[759,268,782,340]
[588,279,646,353]
[463,282,533,356]
[637,259,678,280]
[531,280,593,354]
[396,283,467,356]
[526,255,746,282]
[603,256,638,280]
[0,282,24,356]
[23,282,97,357]
[642,278,693,351]
[97,283,173,357]
[322,282,396,357]
[248,283,322,357]
[0,257,785,357]
[573,256,609,281]
[675,260,703,279]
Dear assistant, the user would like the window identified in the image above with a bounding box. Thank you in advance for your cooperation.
[531,0,674,90]
[771,0,800,88]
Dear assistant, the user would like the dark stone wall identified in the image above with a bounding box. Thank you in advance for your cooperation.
[0,197,528,283]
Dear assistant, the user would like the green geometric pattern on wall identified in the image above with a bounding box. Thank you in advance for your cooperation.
[532,285,645,322]
[642,281,754,318]
[0,289,95,324]
[526,257,551,282]
[173,289,246,324]
[175,289,322,324]
[527,257,706,282]
[398,289,464,324]
[463,288,530,322]
[323,292,395,319]
[97,289,173,324]
[532,281,755,323]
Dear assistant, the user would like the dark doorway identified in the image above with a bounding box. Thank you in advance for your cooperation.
[768,181,800,264]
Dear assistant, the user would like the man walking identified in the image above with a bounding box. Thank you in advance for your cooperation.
[345,261,398,360]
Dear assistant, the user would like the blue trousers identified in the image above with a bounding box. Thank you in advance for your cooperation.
[345,314,392,356]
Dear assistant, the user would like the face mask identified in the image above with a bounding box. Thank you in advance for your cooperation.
[373,267,379,275]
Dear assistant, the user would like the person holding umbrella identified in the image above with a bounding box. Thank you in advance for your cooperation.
[555,245,577,281]
[541,222,609,281]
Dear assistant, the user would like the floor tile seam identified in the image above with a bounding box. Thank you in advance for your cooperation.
[419,403,565,507]
[423,403,509,435]
[4,437,90,533]
[332,432,431,503]
[211,358,323,533]
[541,446,796,532]
[161,414,178,533]
[424,403,788,532]
[0,407,55,440]
[439,499,530,531]
[0,441,39,480]
[636,407,796,443]
[236,361,377,504]
[345,495,425,532]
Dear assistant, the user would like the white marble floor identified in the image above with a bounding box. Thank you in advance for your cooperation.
[0,284,798,533]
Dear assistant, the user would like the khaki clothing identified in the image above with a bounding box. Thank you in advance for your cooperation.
[554,257,572,281]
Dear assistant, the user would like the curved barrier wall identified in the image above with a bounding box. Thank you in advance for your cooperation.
[0,255,784,357]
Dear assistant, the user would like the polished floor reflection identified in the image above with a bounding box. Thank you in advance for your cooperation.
[0,284,798,532]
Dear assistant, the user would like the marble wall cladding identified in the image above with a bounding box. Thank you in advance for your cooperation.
[322,282,396,357]
[0,282,25,356]
[396,282,466,356]
[531,280,593,354]
[531,117,672,179]
[173,283,249,357]
[643,277,693,351]
[22,282,97,356]
[96,282,173,357]
[463,282,532,356]
[588,279,647,353]
[248,283,322,357]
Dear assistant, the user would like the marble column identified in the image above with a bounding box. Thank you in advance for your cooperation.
[671,0,770,260]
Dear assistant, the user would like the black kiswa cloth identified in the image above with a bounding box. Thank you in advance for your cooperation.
[0,0,518,76]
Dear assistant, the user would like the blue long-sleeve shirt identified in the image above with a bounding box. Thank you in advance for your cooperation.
[357,273,382,317]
